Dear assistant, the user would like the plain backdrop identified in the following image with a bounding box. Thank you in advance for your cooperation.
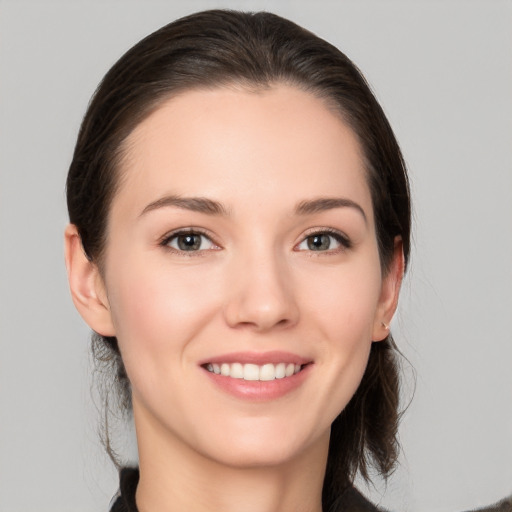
[0,1,511,511]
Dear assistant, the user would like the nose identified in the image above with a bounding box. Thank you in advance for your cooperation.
[223,250,300,332]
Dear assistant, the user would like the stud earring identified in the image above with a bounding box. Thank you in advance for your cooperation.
[381,321,389,330]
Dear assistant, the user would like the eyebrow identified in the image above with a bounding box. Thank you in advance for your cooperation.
[140,195,229,217]
[140,194,367,223]
[295,197,367,224]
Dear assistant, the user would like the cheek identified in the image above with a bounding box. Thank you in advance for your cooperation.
[298,255,382,412]
[300,256,382,341]
[104,255,221,383]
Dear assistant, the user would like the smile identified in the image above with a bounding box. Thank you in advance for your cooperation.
[205,362,302,381]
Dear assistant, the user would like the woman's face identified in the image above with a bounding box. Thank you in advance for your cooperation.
[87,85,400,468]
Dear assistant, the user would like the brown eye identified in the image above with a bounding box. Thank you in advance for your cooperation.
[307,234,332,251]
[165,232,216,252]
[177,234,202,251]
[296,231,350,252]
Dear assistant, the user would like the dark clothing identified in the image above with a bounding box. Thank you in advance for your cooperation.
[109,467,381,512]
[110,467,512,512]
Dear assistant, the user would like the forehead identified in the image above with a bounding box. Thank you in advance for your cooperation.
[113,84,372,220]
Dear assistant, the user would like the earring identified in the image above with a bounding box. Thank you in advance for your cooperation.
[381,321,389,330]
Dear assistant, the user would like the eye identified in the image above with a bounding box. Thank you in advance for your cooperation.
[162,230,217,252]
[296,230,350,252]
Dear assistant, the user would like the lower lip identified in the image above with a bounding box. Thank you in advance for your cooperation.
[202,364,312,401]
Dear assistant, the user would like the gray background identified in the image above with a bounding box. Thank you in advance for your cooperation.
[0,1,511,511]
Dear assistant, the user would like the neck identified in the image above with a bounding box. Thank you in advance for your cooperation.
[133,404,328,512]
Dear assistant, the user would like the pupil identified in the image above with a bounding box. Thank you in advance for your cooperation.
[178,234,201,251]
[308,234,330,251]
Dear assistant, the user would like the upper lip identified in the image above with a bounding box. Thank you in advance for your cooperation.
[198,351,312,366]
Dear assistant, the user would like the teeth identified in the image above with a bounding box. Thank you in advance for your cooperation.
[275,363,286,379]
[260,363,275,381]
[205,362,303,381]
[220,363,230,376]
[244,364,260,381]
[231,362,244,379]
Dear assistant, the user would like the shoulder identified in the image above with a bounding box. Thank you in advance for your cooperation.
[108,468,382,512]
[108,468,383,512]
[464,496,512,512]
[334,486,385,512]
[333,488,512,512]
[108,467,511,512]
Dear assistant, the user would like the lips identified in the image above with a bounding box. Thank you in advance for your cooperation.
[199,351,312,400]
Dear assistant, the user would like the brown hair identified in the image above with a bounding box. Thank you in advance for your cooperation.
[66,9,411,510]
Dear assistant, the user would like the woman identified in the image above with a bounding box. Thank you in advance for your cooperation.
[64,9,409,512]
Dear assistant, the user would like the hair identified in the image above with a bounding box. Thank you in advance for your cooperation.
[66,9,411,511]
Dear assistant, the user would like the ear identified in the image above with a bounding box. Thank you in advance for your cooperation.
[64,224,116,336]
[372,236,405,342]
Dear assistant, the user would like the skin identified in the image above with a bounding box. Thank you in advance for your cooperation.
[65,84,403,512]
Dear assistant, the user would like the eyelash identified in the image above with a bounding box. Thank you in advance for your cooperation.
[159,227,351,255]
[296,228,352,254]
[159,228,219,256]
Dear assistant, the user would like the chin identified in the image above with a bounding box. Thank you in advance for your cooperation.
[206,443,307,470]
[194,421,330,470]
